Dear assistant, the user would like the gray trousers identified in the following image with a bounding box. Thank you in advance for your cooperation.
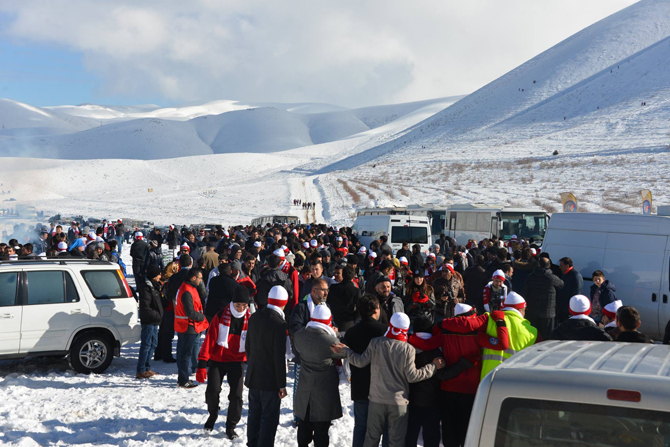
[364,402,408,447]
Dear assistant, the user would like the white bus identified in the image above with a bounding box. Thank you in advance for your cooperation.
[357,204,448,244]
[445,204,548,245]
[250,215,301,227]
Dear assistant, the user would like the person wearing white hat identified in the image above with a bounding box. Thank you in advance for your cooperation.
[245,285,291,447]
[482,269,508,312]
[479,291,538,380]
[130,230,150,283]
[550,295,611,341]
[601,299,623,339]
[332,312,446,447]
[293,305,345,447]
[411,305,508,447]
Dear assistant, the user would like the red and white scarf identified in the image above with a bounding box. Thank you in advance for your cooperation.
[384,322,408,342]
[280,260,292,274]
[216,302,251,353]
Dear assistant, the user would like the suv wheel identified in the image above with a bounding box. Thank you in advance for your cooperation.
[69,333,114,374]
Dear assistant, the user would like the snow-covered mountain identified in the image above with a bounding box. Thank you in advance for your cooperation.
[0,0,668,226]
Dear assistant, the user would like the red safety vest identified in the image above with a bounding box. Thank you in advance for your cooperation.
[174,282,209,334]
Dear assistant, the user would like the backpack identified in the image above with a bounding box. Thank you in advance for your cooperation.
[111,251,127,277]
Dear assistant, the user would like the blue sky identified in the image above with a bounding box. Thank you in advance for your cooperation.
[0,1,638,108]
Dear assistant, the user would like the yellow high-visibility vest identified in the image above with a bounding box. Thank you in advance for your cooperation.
[480,310,537,379]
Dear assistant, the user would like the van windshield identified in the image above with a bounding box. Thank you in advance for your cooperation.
[500,212,547,241]
[495,397,670,447]
[391,226,428,244]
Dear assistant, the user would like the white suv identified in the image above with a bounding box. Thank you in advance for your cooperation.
[0,259,141,373]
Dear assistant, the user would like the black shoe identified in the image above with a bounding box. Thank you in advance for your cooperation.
[163,358,177,363]
[178,381,198,389]
[204,414,217,431]
[225,428,239,439]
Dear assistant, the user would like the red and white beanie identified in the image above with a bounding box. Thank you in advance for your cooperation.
[117,219,123,223]
[254,241,262,248]
[358,246,367,254]
[454,303,474,316]
[442,263,454,274]
[267,285,289,307]
[180,242,190,252]
[302,241,309,249]
[602,300,623,319]
[569,295,591,316]
[87,231,97,242]
[281,245,289,254]
[492,269,505,281]
[510,234,518,241]
[310,239,318,248]
[427,253,436,259]
[273,248,286,260]
[169,224,174,230]
[530,248,537,256]
[306,304,336,337]
[398,256,409,266]
[57,242,68,252]
[134,231,143,240]
[385,312,410,342]
[368,251,377,260]
[502,292,527,311]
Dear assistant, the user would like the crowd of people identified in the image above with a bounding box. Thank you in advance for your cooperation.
[2,219,668,447]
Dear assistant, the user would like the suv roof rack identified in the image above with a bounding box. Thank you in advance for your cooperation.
[0,259,115,266]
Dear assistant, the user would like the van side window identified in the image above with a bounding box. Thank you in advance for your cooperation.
[391,226,428,244]
[0,272,18,307]
[26,271,79,305]
[495,398,670,447]
[81,270,130,299]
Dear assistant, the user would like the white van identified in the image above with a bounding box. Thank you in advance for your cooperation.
[352,214,432,255]
[541,212,670,339]
[465,340,670,447]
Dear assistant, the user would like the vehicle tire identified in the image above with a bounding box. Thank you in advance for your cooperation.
[69,333,114,374]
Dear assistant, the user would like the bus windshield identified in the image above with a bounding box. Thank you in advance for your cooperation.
[500,212,547,240]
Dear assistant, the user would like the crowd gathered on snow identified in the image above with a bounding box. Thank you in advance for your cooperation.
[2,219,669,447]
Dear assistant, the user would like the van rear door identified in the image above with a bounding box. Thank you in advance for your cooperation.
[601,233,666,338]
[661,242,670,336]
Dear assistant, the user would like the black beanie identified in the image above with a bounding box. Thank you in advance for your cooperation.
[146,265,161,280]
[233,287,250,304]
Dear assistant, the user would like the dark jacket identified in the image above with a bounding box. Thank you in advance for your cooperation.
[244,307,288,391]
[617,331,652,343]
[139,278,164,325]
[166,268,189,308]
[343,318,387,401]
[130,239,149,265]
[522,267,564,319]
[463,265,489,312]
[328,280,360,327]
[255,267,293,310]
[589,280,617,311]
[205,274,240,321]
[167,230,180,248]
[512,258,537,294]
[550,318,611,341]
[556,268,584,321]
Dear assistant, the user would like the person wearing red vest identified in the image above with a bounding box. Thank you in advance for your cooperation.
[175,267,209,388]
[196,287,251,438]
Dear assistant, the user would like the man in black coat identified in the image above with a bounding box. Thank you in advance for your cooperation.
[245,285,290,447]
[522,256,564,340]
[550,295,611,341]
[136,265,164,378]
[205,263,241,322]
[556,257,584,324]
[130,232,149,283]
[254,255,293,310]
[156,254,191,363]
[462,255,489,312]
[344,294,387,447]
[328,265,361,332]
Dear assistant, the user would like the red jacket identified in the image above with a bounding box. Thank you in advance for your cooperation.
[281,261,300,309]
[410,311,509,394]
[198,308,248,363]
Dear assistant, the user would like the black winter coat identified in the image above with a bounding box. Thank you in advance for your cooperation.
[205,274,240,321]
[130,240,149,264]
[139,279,164,325]
[590,280,617,310]
[244,307,288,391]
[522,267,564,319]
[511,258,537,294]
[463,265,489,311]
[343,318,387,401]
[166,230,180,248]
[255,267,293,310]
[550,318,611,341]
[617,331,652,343]
[166,268,189,303]
[328,280,360,327]
[556,269,584,320]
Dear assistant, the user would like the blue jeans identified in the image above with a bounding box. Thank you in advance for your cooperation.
[293,362,301,422]
[247,389,281,447]
[353,400,388,447]
[116,236,124,253]
[136,324,159,374]
[176,332,198,385]
[191,332,202,374]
